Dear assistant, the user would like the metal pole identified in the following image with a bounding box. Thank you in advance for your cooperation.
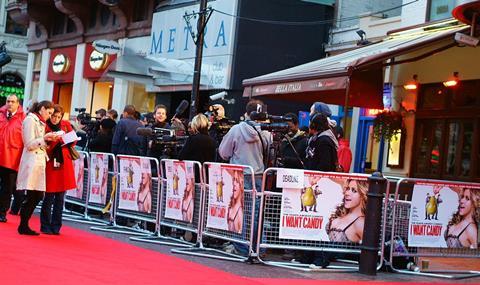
[189,0,208,120]
[359,172,387,275]
[343,77,350,136]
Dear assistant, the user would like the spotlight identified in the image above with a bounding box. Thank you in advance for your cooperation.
[443,72,459,87]
[403,74,418,90]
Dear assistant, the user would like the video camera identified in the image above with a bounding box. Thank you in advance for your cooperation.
[250,111,291,134]
[137,127,187,159]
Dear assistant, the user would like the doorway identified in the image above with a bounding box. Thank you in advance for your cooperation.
[53,83,73,119]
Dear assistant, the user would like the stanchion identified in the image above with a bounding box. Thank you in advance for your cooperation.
[359,172,387,275]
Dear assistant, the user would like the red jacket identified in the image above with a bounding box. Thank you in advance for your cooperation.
[0,105,26,171]
[45,120,77,192]
[337,139,352,173]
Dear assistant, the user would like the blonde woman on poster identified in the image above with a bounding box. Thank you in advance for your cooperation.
[444,188,479,249]
[227,170,244,233]
[137,172,152,213]
[326,178,368,243]
[182,177,195,223]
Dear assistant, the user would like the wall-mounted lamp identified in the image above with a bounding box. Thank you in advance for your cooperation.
[403,74,418,90]
[443,72,459,87]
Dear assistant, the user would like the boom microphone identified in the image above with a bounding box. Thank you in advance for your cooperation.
[136,127,153,137]
[172,100,189,120]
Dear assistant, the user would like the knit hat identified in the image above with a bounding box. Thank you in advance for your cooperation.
[312,102,332,117]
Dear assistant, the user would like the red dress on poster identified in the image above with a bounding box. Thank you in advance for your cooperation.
[45,120,77,192]
[337,139,352,173]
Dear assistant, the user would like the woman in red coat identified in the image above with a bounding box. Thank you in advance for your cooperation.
[40,105,77,235]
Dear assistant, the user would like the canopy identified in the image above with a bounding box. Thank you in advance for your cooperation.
[242,24,468,109]
[105,55,210,88]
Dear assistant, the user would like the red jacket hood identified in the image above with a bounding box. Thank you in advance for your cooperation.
[0,104,25,118]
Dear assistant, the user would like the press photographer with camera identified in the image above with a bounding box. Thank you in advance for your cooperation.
[143,104,170,159]
[206,104,235,149]
[279,113,307,169]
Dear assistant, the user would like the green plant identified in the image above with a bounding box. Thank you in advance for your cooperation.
[373,110,403,142]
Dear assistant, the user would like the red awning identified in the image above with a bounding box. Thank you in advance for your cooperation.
[242,23,468,109]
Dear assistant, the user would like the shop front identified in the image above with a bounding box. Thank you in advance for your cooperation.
[48,46,76,119]
[83,43,116,114]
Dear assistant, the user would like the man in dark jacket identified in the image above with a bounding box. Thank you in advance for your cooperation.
[89,118,116,153]
[280,113,307,169]
[112,105,143,155]
[0,95,26,221]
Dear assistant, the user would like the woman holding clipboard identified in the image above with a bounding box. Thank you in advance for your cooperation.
[40,104,77,235]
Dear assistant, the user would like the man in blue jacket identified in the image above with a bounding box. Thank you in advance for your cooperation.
[112,105,143,155]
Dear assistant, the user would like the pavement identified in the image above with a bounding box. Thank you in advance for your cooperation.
[60,217,480,284]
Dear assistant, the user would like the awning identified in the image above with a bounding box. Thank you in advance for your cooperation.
[105,55,210,88]
[242,24,468,109]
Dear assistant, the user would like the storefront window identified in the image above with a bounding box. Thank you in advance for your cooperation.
[428,0,455,21]
[5,13,27,36]
[418,83,449,110]
[452,80,480,108]
[414,120,443,176]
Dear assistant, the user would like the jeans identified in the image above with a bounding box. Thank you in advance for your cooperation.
[233,174,263,256]
[40,192,66,233]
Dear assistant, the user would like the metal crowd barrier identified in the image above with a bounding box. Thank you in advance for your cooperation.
[172,162,257,262]
[64,151,90,222]
[91,155,160,236]
[256,168,389,272]
[80,152,117,225]
[388,178,480,279]
[130,159,202,247]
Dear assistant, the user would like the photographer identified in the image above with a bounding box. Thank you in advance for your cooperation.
[279,113,307,169]
[144,104,170,159]
[218,99,272,256]
[305,112,338,172]
[89,118,115,153]
[219,99,272,177]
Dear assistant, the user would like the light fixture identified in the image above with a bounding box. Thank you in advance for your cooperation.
[443,72,459,87]
[356,30,370,46]
[403,74,418,90]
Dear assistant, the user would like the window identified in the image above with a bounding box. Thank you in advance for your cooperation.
[133,1,149,22]
[428,0,455,21]
[5,13,27,36]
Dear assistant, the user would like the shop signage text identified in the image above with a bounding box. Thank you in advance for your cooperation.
[89,50,110,71]
[52,54,70,74]
[93,40,121,55]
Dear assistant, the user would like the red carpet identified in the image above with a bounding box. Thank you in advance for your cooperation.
[0,214,467,285]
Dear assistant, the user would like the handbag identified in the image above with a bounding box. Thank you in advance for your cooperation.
[69,146,81,160]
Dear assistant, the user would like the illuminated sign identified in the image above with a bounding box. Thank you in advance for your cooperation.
[89,50,109,71]
[52,54,70,74]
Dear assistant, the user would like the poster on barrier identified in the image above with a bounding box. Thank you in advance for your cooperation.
[408,183,479,248]
[279,172,369,243]
[206,164,244,233]
[118,157,153,213]
[67,153,84,199]
[88,153,109,205]
[164,160,196,223]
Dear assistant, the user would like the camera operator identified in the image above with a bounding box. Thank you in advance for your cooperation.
[144,104,170,159]
[218,99,272,256]
[279,113,307,169]
[219,99,272,177]
[89,118,115,153]
[178,114,215,164]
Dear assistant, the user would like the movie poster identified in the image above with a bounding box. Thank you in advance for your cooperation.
[278,171,369,243]
[164,160,196,223]
[118,157,153,213]
[67,153,85,199]
[408,183,479,249]
[206,164,244,233]
[88,153,109,205]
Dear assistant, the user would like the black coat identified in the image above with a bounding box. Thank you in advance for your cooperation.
[89,131,113,153]
[178,133,216,164]
[280,131,308,169]
[304,134,337,172]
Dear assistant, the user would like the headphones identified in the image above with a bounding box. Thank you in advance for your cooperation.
[309,112,321,131]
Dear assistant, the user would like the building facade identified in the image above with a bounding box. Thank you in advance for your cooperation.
[0,0,28,106]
